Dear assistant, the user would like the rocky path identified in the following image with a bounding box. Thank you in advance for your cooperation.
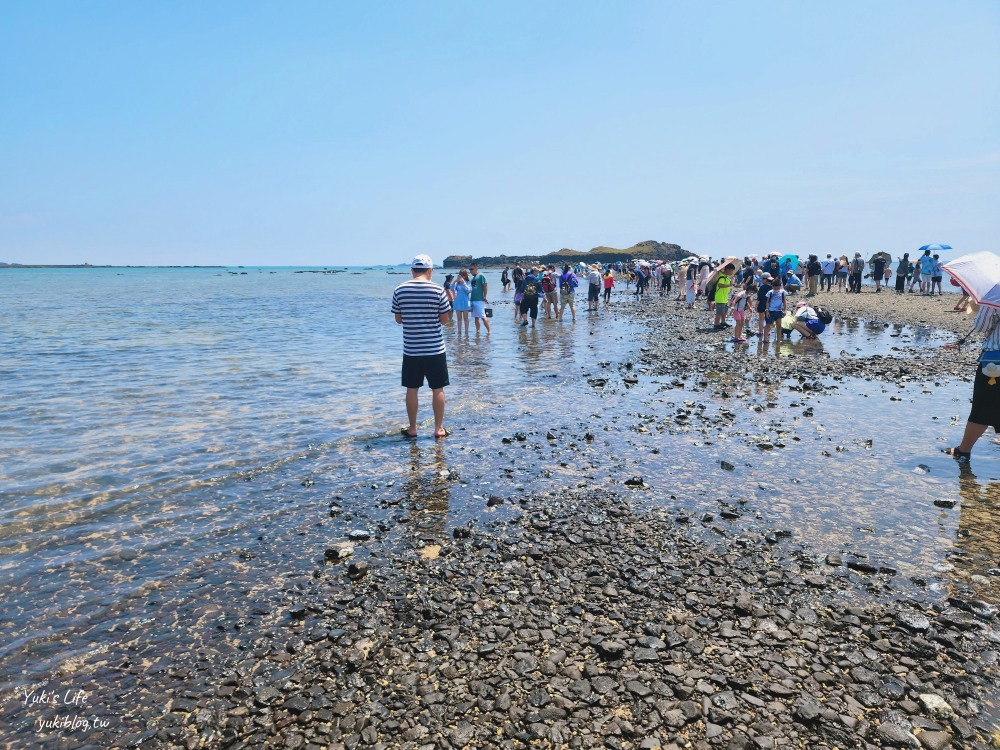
[185,491,997,749]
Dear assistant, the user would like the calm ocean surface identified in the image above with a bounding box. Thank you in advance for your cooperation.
[0,266,640,677]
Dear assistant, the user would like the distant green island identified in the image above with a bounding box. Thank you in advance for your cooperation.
[443,240,689,268]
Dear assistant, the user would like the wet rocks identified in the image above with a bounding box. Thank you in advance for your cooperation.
[896,610,931,632]
[347,561,369,580]
[324,543,354,561]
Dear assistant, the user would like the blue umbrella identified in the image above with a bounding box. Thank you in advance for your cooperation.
[918,244,952,252]
[778,254,799,271]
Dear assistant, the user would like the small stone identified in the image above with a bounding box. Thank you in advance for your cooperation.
[324,543,354,561]
[917,731,953,750]
[917,694,955,720]
[254,686,281,706]
[347,529,370,541]
[896,611,930,632]
[720,461,735,471]
[634,648,659,663]
[347,561,369,580]
[876,722,918,747]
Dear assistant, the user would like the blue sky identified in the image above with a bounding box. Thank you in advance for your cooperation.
[1,0,997,266]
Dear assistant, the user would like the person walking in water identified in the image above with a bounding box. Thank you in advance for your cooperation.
[943,302,1000,459]
[391,254,452,439]
[468,261,491,334]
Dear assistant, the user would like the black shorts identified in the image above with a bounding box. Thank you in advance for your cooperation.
[969,362,1000,430]
[519,297,538,318]
[401,353,449,390]
[588,283,600,302]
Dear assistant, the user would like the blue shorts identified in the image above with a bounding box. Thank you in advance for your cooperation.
[471,301,487,319]
[806,318,826,335]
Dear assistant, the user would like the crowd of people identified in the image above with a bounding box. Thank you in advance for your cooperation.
[437,251,956,346]
[395,252,997,459]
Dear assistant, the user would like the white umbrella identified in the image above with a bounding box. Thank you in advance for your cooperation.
[943,252,1000,309]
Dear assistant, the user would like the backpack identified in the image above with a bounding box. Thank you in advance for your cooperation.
[523,279,538,301]
[560,273,575,293]
[541,275,555,294]
[852,257,864,273]
[815,305,833,324]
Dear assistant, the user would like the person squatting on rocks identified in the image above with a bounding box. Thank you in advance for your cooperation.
[391,254,452,439]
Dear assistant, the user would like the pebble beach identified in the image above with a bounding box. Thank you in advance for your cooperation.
[3,282,998,750]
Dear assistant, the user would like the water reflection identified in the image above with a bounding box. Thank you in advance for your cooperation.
[955,463,1000,582]
[737,316,947,359]
[403,441,451,543]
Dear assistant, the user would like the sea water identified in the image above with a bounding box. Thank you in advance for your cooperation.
[0,267,997,687]
[0,266,639,678]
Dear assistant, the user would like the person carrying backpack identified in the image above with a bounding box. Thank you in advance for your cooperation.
[540,269,557,318]
[518,267,540,327]
[849,253,865,293]
[557,264,578,322]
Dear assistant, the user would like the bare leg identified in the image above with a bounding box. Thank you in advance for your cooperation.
[432,388,447,436]
[405,387,420,435]
[952,421,989,455]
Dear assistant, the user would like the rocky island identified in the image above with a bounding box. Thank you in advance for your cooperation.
[444,240,689,268]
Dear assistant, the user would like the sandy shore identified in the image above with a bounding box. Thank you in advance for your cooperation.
[3,286,996,750]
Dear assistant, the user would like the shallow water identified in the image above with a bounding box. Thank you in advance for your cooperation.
[0,267,639,680]
[1,269,997,694]
[720,317,951,358]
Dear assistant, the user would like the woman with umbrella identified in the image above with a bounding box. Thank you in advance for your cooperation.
[942,252,1000,459]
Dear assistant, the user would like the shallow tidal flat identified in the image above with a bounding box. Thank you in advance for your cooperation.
[3,286,999,749]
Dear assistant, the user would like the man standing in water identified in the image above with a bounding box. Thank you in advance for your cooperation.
[391,254,452,439]
[468,261,491,334]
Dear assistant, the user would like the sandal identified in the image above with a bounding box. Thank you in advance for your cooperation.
[942,446,971,460]
[434,428,451,439]
[400,428,418,439]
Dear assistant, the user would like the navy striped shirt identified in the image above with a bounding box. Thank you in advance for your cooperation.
[391,279,451,356]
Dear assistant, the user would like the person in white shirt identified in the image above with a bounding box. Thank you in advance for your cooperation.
[820,254,836,292]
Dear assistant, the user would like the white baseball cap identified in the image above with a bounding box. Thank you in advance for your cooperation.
[410,254,433,269]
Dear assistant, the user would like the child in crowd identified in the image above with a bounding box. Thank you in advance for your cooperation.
[764,277,787,343]
[730,282,753,343]
[756,273,773,339]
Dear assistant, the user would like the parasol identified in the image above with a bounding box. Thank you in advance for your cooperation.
[942,252,1000,309]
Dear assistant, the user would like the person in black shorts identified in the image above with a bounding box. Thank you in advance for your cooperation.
[391,254,453,438]
[755,273,772,338]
